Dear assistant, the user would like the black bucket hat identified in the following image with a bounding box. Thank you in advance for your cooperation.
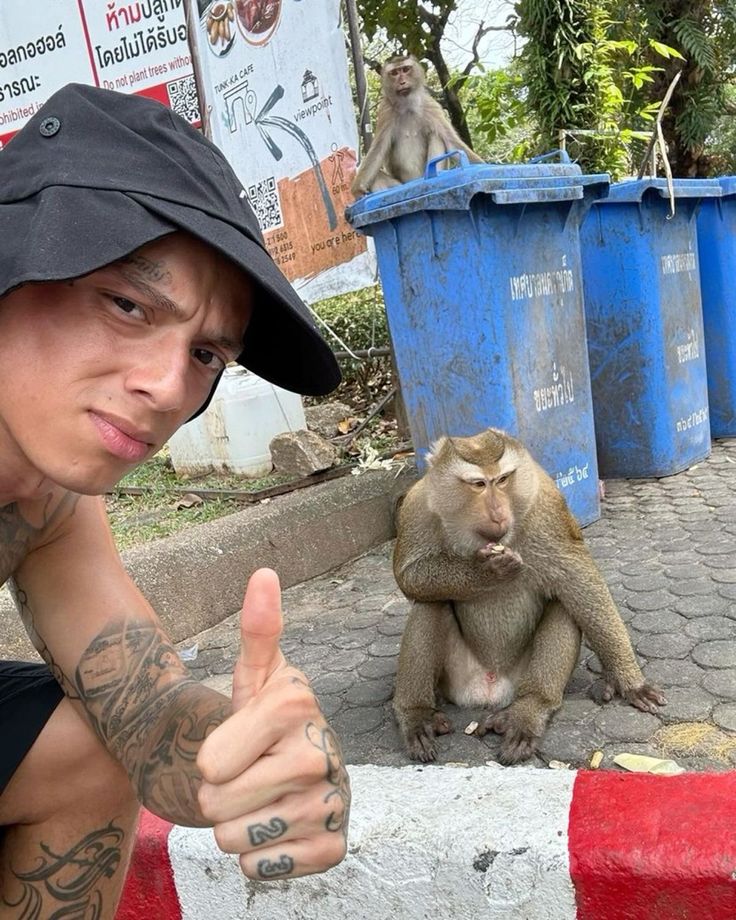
[0,82,340,398]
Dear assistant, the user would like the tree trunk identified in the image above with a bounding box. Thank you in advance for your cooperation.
[428,51,475,147]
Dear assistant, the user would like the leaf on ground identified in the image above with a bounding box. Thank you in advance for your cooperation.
[173,493,205,510]
[337,416,361,434]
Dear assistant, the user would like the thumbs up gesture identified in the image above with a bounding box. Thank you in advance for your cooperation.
[196,568,351,879]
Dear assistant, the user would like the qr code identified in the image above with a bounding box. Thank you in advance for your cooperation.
[167,75,200,125]
[247,176,283,232]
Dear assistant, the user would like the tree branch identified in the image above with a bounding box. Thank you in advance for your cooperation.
[461,21,512,78]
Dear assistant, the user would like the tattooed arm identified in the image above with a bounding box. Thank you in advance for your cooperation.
[13,494,350,876]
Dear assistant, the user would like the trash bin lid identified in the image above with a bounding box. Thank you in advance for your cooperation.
[597,177,722,203]
[346,157,609,229]
[715,176,736,197]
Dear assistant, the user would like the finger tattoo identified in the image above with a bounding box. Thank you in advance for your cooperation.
[305,722,351,835]
[247,817,287,847]
[257,855,294,879]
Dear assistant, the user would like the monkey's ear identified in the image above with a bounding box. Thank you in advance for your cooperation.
[427,436,457,468]
[426,436,449,467]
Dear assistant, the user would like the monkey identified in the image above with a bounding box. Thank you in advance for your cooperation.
[351,54,483,197]
[391,428,666,765]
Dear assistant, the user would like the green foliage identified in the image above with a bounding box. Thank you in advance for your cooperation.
[311,286,391,401]
[355,0,457,59]
[701,86,736,173]
[313,285,388,352]
[462,65,537,161]
[515,0,688,176]
[671,17,716,71]
[631,0,736,174]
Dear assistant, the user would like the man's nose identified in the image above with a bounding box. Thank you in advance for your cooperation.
[124,336,191,413]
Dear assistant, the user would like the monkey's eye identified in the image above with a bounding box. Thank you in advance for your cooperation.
[470,479,486,490]
[496,474,510,487]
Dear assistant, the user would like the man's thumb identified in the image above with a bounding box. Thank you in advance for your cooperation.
[231,567,285,710]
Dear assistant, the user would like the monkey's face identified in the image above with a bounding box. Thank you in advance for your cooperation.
[426,455,515,554]
[385,62,416,96]
[425,432,539,555]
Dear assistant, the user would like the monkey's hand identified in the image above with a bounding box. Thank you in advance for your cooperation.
[600,678,667,713]
[477,543,524,579]
[350,178,370,197]
[398,709,453,763]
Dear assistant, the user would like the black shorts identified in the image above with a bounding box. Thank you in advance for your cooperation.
[0,661,64,795]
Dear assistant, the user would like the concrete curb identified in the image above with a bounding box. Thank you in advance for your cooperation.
[0,467,416,658]
[118,765,736,919]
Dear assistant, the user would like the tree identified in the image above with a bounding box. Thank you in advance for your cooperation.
[633,0,736,176]
[515,0,736,177]
[461,63,537,161]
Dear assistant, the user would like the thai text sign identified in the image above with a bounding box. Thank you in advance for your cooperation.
[186,0,374,302]
[0,1,198,148]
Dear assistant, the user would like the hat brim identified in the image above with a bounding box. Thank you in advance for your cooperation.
[0,185,340,397]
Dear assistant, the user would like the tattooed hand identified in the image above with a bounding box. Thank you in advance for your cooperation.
[196,568,351,880]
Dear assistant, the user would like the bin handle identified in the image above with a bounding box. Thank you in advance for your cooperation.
[528,149,572,165]
[424,149,470,178]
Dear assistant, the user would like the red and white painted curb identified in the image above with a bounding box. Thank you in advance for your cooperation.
[117,765,736,919]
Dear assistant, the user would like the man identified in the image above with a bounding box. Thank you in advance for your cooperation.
[0,83,350,917]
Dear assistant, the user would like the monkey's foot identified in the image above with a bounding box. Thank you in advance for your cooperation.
[477,708,542,764]
[399,710,453,763]
[600,679,667,713]
[478,544,523,578]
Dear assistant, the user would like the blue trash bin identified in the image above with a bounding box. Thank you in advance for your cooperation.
[580,178,721,479]
[697,177,736,437]
[346,154,609,526]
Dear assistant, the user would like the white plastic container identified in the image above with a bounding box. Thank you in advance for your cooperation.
[167,367,307,478]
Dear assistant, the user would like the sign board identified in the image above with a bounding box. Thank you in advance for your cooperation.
[0,0,373,302]
[0,1,198,147]
[186,0,375,303]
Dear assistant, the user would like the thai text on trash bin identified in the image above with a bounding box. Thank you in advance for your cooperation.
[533,362,574,413]
[675,406,708,433]
[555,461,590,491]
[676,329,700,364]
[509,268,574,302]
[661,251,696,275]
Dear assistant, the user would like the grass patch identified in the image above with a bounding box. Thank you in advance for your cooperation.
[106,450,292,551]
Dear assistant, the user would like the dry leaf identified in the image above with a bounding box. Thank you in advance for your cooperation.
[613,753,684,775]
[337,416,360,434]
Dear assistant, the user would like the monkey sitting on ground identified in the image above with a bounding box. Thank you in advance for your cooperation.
[392,429,666,765]
[351,54,483,197]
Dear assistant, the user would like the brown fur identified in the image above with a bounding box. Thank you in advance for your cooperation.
[351,55,483,196]
[392,428,665,764]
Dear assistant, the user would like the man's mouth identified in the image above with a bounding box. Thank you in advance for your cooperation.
[88,411,155,463]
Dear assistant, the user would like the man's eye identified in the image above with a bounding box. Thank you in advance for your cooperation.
[112,296,144,317]
[192,348,226,372]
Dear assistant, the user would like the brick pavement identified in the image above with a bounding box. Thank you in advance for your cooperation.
[182,439,736,773]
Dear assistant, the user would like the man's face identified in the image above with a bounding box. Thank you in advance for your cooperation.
[0,232,253,496]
